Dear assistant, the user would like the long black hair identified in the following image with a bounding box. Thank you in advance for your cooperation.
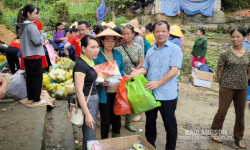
[55,22,62,33]
[145,23,153,33]
[16,4,37,34]
[93,24,104,35]
[81,35,99,48]
[198,28,206,35]
[70,26,78,34]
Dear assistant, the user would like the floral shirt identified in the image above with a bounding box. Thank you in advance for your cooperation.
[218,49,250,90]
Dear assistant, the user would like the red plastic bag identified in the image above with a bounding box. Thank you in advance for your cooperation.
[113,76,132,115]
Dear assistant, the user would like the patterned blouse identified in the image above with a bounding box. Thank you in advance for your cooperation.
[115,42,144,74]
[218,49,250,90]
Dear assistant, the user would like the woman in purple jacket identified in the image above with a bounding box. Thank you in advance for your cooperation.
[53,22,66,50]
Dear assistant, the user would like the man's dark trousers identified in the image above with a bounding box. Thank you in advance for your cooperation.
[145,99,177,150]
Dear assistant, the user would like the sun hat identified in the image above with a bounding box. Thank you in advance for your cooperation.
[101,22,116,28]
[121,18,143,34]
[69,21,78,29]
[169,25,184,37]
[95,28,127,47]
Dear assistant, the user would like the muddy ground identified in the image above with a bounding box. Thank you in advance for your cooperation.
[73,33,250,150]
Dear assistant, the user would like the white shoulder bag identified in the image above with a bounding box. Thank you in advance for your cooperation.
[67,83,94,125]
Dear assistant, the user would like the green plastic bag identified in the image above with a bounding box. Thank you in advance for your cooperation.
[58,57,75,71]
[48,84,68,100]
[126,74,161,114]
[43,74,50,91]
[48,69,67,83]
[0,60,9,71]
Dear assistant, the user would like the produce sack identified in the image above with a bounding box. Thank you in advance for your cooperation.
[93,60,121,83]
[66,71,72,80]
[49,64,59,71]
[61,79,75,96]
[62,78,73,86]
[58,57,75,71]
[0,55,6,64]
[43,73,50,90]
[126,74,161,114]
[5,74,27,101]
[48,84,68,99]
[48,69,67,83]
[0,60,8,71]
[114,76,132,115]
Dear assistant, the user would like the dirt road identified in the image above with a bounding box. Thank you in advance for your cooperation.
[72,77,250,150]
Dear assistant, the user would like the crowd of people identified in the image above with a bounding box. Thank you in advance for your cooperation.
[0,3,249,150]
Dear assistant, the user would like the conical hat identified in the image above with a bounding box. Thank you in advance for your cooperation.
[121,18,142,34]
[95,28,127,47]
[101,22,107,26]
[169,25,184,37]
[101,22,116,28]
[106,22,116,28]
[69,21,78,29]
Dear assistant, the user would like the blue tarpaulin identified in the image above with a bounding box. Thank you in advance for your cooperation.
[180,0,215,17]
[161,0,215,17]
[161,0,181,17]
[96,0,107,22]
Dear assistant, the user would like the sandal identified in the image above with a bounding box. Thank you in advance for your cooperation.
[23,102,33,106]
[210,134,223,143]
[32,100,47,106]
[236,141,246,149]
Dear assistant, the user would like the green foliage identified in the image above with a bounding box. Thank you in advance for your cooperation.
[222,0,250,12]
[114,16,129,27]
[68,0,100,24]
[110,0,133,9]
[2,9,18,31]
[205,49,219,76]
[53,2,69,21]
[206,32,223,39]
[181,51,192,76]
[1,0,129,39]
[3,0,26,9]
[3,0,59,9]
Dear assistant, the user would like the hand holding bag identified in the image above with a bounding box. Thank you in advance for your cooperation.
[67,83,94,125]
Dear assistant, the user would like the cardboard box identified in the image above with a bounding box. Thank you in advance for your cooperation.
[99,135,155,150]
[192,75,213,88]
[192,68,214,81]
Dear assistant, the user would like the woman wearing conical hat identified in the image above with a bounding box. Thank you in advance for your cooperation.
[94,28,127,139]
[121,18,144,52]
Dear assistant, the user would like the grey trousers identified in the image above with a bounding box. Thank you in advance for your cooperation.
[82,94,99,150]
